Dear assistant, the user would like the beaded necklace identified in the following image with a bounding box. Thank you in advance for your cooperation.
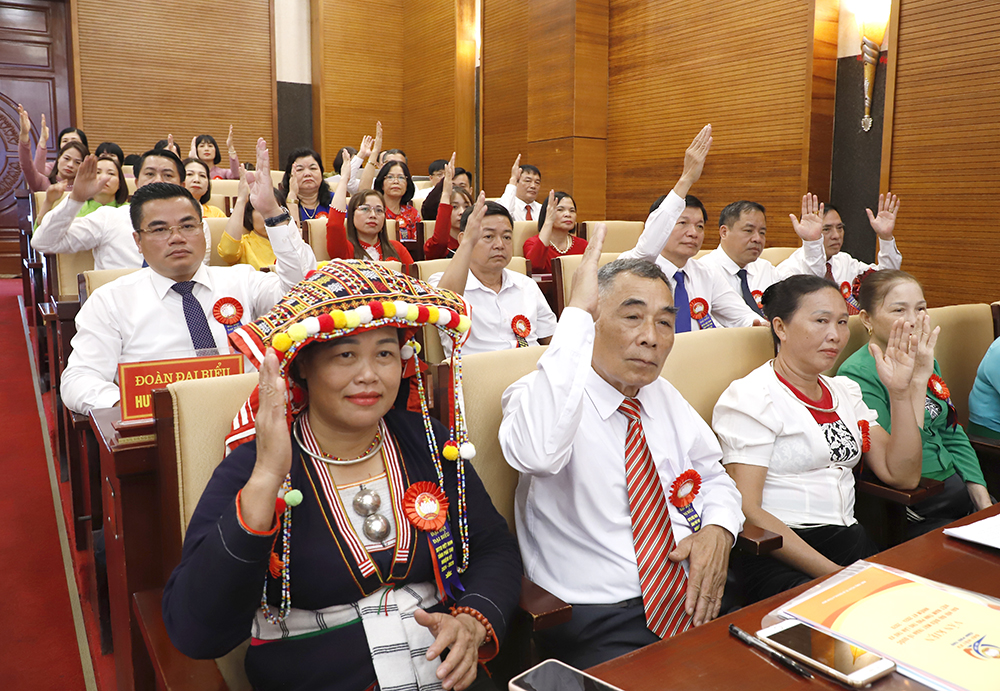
[260,474,294,623]
[551,234,573,255]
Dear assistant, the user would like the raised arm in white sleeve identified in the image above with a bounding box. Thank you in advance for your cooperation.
[618,191,686,262]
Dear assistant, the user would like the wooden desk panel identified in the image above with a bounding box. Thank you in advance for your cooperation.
[590,505,1000,690]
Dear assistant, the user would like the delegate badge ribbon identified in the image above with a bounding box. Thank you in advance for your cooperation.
[840,283,861,315]
[403,482,464,600]
[511,315,531,348]
[689,298,716,329]
[669,469,702,532]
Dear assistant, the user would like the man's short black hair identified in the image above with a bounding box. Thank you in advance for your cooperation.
[719,200,766,229]
[95,142,124,167]
[648,193,708,223]
[384,148,407,161]
[428,159,448,175]
[454,167,472,186]
[134,149,185,182]
[129,182,200,231]
[459,200,513,232]
[519,164,541,179]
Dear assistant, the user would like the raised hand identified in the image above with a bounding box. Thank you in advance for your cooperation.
[167,133,175,153]
[226,124,234,155]
[189,136,198,159]
[358,134,374,162]
[867,193,900,240]
[45,180,67,205]
[870,317,917,395]
[236,165,250,202]
[339,153,352,180]
[909,312,939,390]
[442,151,456,198]
[509,154,522,186]
[673,125,712,198]
[568,222,607,319]
[789,193,824,241]
[69,155,113,203]
[17,104,30,144]
[413,608,485,691]
[246,138,281,219]
[371,121,383,163]
[40,112,49,145]
[460,191,488,245]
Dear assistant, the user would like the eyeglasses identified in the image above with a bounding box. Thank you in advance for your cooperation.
[139,222,203,238]
[357,205,385,215]
[383,174,407,182]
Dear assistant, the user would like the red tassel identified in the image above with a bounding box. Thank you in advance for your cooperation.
[269,551,284,578]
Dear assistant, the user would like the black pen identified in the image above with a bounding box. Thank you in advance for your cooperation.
[729,624,814,679]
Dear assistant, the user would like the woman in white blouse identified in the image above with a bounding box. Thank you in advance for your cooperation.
[712,274,926,603]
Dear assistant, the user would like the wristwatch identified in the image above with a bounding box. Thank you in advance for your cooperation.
[264,206,292,227]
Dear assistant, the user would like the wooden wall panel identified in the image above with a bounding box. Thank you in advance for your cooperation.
[482,0,529,196]
[809,0,839,200]
[312,0,403,169]
[884,0,1000,307]
[74,0,275,162]
[607,0,816,249]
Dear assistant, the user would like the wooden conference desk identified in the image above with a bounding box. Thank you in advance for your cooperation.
[591,504,1000,691]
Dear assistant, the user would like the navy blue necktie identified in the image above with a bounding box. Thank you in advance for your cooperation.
[171,281,217,352]
[673,271,692,333]
[737,268,764,316]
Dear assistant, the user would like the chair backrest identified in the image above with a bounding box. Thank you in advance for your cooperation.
[759,246,797,266]
[270,170,284,186]
[929,303,995,425]
[80,268,139,303]
[826,314,869,376]
[581,221,644,253]
[54,251,95,301]
[205,217,231,266]
[210,179,240,199]
[512,221,538,258]
[207,194,230,215]
[461,346,547,530]
[410,258,528,364]
[695,248,712,259]
[660,326,776,423]
[551,252,621,314]
[126,177,138,194]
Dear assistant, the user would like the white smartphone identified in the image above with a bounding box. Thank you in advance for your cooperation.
[509,658,625,691]
[757,619,896,687]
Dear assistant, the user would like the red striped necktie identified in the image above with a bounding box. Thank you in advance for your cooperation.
[618,396,692,638]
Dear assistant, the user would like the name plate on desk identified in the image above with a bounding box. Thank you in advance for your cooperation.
[118,354,244,421]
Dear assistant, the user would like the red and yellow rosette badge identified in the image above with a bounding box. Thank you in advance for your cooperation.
[511,314,531,348]
[840,282,860,315]
[403,482,464,599]
[751,290,763,309]
[928,374,958,428]
[669,469,702,532]
[689,298,715,330]
[213,298,244,333]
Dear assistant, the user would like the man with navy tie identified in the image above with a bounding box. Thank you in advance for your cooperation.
[61,139,315,414]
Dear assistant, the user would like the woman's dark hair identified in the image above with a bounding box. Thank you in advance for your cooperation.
[195,134,222,165]
[97,153,129,205]
[49,140,89,183]
[57,127,88,149]
[281,148,332,207]
[535,191,577,234]
[244,187,287,232]
[450,187,474,208]
[857,269,921,314]
[182,157,213,204]
[95,142,124,167]
[332,146,358,174]
[760,274,840,348]
[374,161,416,206]
[345,189,402,261]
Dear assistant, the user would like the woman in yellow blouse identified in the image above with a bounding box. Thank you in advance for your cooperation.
[183,157,227,219]
[218,168,288,269]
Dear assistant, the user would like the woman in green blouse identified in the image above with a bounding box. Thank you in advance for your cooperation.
[838,270,992,538]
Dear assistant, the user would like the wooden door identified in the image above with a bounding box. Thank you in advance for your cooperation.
[0,0,73,237]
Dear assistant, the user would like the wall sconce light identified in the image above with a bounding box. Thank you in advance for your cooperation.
[852,0,891,131]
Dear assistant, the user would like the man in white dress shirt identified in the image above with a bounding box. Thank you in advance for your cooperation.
[32,148,210,269]
[621,125,761,332]
[429,194,556,355]
[699,198,826,314]
[497,154,542,222]
[778,193,902,291]
[500,230,744,667]
[62,140,315,414]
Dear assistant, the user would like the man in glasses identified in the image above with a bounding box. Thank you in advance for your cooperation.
[61,139,316,414]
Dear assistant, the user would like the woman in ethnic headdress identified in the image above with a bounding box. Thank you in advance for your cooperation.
[162,251,522,690]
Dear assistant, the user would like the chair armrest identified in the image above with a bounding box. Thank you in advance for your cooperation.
[519,575,572,631]
[133,589,228,691]
[735,525,782,555]
[968,434,1000,496]
[857,475,944,507]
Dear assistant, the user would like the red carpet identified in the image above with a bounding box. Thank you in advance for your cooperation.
[0,280,89,689]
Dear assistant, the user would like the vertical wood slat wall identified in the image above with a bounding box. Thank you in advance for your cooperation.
[607,0,819,248]
[312,0,475,180]
[73,0,275,161]
[883,0,1000,306]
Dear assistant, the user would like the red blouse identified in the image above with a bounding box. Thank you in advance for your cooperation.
[424,203,460,260]
[522,234,588,273]
[385,203,422,242]
[325,209,414,269]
